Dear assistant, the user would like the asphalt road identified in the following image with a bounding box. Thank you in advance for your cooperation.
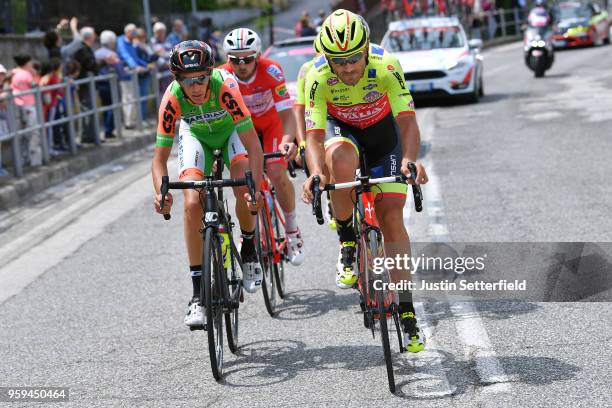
[1,42,611,407]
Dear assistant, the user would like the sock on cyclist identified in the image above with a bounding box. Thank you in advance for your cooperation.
[283,209,298,233]
[398,290,416,316]
[190,265,202,299]
[336,217,356,243]
[240,229,255,257]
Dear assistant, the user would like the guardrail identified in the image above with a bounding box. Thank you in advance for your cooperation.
[0,67,172,178]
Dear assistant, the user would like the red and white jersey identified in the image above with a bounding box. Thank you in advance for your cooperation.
[219,58,293,133]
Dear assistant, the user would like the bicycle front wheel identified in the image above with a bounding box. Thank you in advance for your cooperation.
[271,203,286,298]
[377,288,395,394]
[225,232,240,354]
[203,227,225,381]
[258,209,278,316]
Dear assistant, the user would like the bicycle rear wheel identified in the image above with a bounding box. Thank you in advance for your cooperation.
[258,209,278,316]
[203,227,225,380]
[377,289,395,394]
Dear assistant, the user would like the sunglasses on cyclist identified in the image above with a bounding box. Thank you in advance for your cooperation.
[329,51,365,66]
[178,73,211,86]
[228,54,257,65]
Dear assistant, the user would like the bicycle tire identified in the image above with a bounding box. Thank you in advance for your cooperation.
[203,227,225,381]
[271,202,286,298]
[377,289,395,394]
[225,229,240,354]
[258,209,278,316]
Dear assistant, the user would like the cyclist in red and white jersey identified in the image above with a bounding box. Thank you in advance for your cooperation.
[219,28,305,266]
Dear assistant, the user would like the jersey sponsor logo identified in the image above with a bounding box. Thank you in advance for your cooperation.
[368,69,376,78]
[371,45,384,56]
[266,64,284,81]
[183,110,227,125]
[363,83,377,90]
[304,110,312,117]
[314,54,327,68]
[389,154,397,175]
[305,118,316,129]
[228,82,237,89]
[327,77,339,86]
[221,91,245,118]
[387,64,395,71]
[309,80,319,100]
[331,87,350,94]
[328,97,390,128]
[162,100,177,133]
[334,126,341,136]
[364,91,381,103]
[408,99,415,110]
[309,100,315,108]
[332,95,350,102]
[275,84,288,97]
[243,90,274,116]
[392,71,406,90]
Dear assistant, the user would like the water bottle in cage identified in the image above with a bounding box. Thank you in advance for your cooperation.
[219,225,230,269]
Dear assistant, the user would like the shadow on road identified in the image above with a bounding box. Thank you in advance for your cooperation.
[274,289,357,321]
[218,334,580,400]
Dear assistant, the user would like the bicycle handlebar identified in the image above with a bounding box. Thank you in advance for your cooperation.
[159,171,257,220]
[263,146,297,178]
[309,164,424,224]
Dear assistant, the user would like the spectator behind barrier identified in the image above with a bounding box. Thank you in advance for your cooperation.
[133,28,156,120]
[39,57,66,154]
[151,22,173,92]
[43,17,82,63]
[11,55,42,167]
[69,26,99,144]
[167,19,187,48]
[117,23,148,129]
[0,64,10,176]
[96,30,128,139]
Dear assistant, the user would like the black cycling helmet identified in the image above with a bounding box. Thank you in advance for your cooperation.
[169,40,214,75]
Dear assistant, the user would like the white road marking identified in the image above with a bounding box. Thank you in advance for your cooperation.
[409,106,512,391]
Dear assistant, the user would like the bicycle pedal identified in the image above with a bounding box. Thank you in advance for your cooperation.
[189,324,207,331]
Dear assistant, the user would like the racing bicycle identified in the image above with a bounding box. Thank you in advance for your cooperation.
[159,150,257,381]
[310,151,423,394]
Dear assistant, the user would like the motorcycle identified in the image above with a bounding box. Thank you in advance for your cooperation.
[523,26,555,78]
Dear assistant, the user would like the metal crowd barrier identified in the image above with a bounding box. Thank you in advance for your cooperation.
[0,67,172,178]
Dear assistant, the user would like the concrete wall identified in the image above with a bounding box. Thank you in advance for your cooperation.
[0,35,48,68]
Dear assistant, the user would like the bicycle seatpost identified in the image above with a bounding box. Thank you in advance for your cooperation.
[160,175,171,221]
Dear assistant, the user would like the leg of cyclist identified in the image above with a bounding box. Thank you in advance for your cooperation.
[262,125,305,266]
[177,126,208,327]
[371,142,425,353]
[225,130,263,293]
[324,123,360,288]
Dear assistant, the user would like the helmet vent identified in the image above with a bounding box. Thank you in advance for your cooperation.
[350,21,356,40]
[246,38,254,45]
[228,39,234,46]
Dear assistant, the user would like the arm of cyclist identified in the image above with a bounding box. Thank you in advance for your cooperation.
[384,53,428,185]
[277,108,298,161]
[301,129,327,203]
[396,114,428,185]
[293,105,306,167]
[151,89,182,214]
[219,77,264,207]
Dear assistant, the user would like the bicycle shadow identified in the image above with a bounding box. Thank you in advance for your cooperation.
[218,338,580,400]
[274,289,358,321]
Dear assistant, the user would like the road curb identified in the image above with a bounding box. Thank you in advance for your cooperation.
[0,129,155,211]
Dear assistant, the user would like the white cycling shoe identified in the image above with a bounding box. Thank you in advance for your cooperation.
[184,298,206,327]
[286,229,305,266]
[242,260,263,293]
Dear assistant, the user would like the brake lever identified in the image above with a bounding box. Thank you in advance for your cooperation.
[160,175,171,220]
[407,162,423,213]
[245,170,258,215]
[311,175,324,225]
[284,144,297,178]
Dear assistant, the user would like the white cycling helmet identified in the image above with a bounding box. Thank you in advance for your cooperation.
[223,28,262,55]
